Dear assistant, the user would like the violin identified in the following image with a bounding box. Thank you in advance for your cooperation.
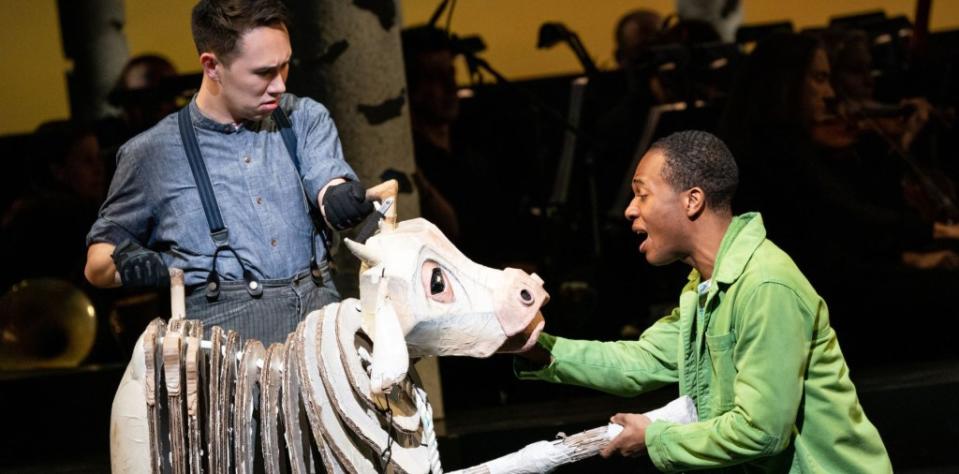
[811,101,921,148]
[811,99,959,223]
[809,116,858,150]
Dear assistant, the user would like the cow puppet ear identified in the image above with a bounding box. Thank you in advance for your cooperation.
[367,281,409,395]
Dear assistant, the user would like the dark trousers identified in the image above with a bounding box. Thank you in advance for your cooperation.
[185,270,339,345]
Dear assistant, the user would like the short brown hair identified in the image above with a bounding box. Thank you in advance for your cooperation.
[191,0,290,63]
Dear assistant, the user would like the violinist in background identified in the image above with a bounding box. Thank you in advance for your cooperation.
[823,29,933,151]
[720,32,959,366]
[822,28,959,227]
[820,27,959,260]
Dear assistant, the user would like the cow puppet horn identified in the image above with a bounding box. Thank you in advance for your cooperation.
[344,238,382,266]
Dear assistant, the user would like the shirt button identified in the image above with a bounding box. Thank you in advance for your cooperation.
[256,197,263,205]
[244,156,251,164]
[271,239,278,247]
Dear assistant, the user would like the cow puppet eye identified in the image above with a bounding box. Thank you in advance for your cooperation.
[430,267,445,295]
[422,260,454,303]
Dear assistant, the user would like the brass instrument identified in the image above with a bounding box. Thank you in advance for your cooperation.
[0,279,96,370]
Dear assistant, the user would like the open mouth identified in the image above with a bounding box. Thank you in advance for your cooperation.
[636,231,649,253]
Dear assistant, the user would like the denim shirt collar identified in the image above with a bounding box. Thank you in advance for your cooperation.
[188,96,247,134]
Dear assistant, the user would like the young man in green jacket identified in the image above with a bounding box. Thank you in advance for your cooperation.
[516,131,892,472]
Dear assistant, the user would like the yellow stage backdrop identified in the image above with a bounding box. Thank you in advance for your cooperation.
[1,0,957,135]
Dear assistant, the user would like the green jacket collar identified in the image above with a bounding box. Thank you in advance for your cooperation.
[686,212,767,287]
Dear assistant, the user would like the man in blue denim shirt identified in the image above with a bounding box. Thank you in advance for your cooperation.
[84,0,373,343]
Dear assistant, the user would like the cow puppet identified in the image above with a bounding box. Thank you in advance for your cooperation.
[110,217,550,473]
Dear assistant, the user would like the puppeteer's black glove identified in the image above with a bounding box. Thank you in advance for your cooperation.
[112,240,170,288]
[323,180,374,230]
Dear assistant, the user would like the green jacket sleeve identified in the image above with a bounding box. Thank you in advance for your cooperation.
[515,309,681,397]
[646,282,811,472]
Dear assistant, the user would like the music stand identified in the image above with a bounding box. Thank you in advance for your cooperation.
[735,21,793,47]
[829,10,886,30]
[690,41,742,101]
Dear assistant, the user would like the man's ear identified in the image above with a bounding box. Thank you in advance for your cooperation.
[200,52,220,81]
[684,187,706,218]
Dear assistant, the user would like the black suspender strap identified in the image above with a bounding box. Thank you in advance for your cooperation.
[272,107,331,286]
[272,107,301,172]
[177,106,263,298]
[178,106,230,248]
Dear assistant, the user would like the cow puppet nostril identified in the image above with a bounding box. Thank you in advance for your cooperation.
[520,289,533,304]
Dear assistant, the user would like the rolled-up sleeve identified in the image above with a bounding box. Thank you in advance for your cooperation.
[293,98,359,203]
[86,146,154,247]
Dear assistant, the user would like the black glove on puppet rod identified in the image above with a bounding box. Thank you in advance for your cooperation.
[112,239,170,288]
[323,181,375,230]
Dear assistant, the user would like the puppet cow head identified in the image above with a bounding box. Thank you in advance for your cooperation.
[344,218,548,393]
